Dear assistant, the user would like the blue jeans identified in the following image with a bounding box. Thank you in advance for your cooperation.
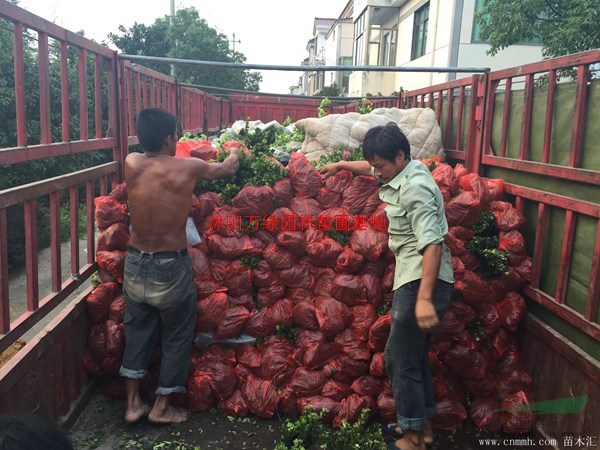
[384,279,453,431]
[119,247,197,395]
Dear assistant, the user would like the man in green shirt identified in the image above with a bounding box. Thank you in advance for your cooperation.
[319,122,454,450]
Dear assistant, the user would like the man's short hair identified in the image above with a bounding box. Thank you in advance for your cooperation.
[135,108,180,153]
[0,413,74,450]
[362,122,411,163]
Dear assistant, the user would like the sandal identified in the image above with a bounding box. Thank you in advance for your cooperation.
[382,423,404,439]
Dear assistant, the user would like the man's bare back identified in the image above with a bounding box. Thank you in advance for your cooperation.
[124,148,239,253]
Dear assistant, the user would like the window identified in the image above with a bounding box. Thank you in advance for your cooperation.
[382,29,397,66]
[353,12,366,65]
[411,2,429,60]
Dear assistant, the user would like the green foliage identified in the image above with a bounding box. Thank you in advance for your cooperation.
[179,131,207,141]
[238,123,279,154]
[274,324,297,342]
[470,211,496,236]
[315,83,340,97]
[108,6,261,91]
[427,161,438,172]
[324,230,350,247]
[317,97,331,118]
[276,408,386,450]
[277,407,329,449]
[467,212,509,279]
[195,148,286,204]
[240,256,262,268]
[329,409,386,450]
[476,0,600,60]
[273,125,305,153]
[357,98,373,115]
[311,147,365,170]
[376,301,391,316]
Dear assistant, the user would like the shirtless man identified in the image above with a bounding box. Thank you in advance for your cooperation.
[119,108,240,424]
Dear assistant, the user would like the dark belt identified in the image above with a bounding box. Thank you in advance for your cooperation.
[128,246,188,259]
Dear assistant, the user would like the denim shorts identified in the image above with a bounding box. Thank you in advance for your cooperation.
[119,247,197,395]
[384,279,453,430]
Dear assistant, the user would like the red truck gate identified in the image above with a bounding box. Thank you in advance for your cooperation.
[0,0,598,438]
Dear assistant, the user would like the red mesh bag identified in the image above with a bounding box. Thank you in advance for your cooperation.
[232,185,275,217]
[297,395,341,424]
[496,292,526,332]
[500,391,535,435]
[87,282,121,323]
[288,197,322,225]
[462,373,496,398]
[349,304,378,341]
[470,396,501,432]
[432,375,465,403]
[287,152,323,199]
[263,243,298,270]
[272,178,294,207]
[213,306,251,339]
[108,294,126,323]
[277,263,315,289]
[351,375,383,398]
[341,176,380,215]
[484,178,505,203]
[432,163,460,201]
[253,260,280,287]
[495,205,527,231]
[455,270,492,305]
[369,352,386,378]
[445,191,483,227]
[187,371,216,412]
[303,342,343,371]
[240,376,280,419]
[266,299,294,329]
[244,307,274,337]
[94,196,129,231]
[496,368,533,395]
[305,237,344,268]
[275,230,306,256]
[314,295,352,335]
[288,367,327,397]
[108,182,127,203]
[315,187,343,209]
[324,169,353,193]
[223,260,253,297]
[195,292,229,332]
[336,246,365,273]
[474,303,502,339]
[254,353,297,388]
[187,246,209,279]
[459,173,489,204]
[376,392,397,423]
[321,380,353,402]
[330,274,367,306]
[439,344,487,380]
[332,394,377,429]
[431,399,467,430]
[349,227,389,262]
[334,329,371,361]
[97,222,129,252]
[367,313,391,353]
[190,192,222,223]
[218,389,249,417]
[498,230,527,266]
[88,323,107,363]
[292,298,320,330]
[453,163,468,179]
[96,251,126,284]
[256,282,286,306]
[207,234,255,260]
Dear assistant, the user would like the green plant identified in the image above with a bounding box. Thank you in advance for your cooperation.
[240,256,262,268]
[274,324,297,342]
[311,146,365,170]
[317,97,331,118]
[329,409,386,450]
[471,211,496,236]
[324,229,350,247]
[277,407,330,449]
[467,212,509,279]
[357,98,373,115]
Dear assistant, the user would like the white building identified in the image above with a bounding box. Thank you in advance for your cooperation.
[299,0,544,96]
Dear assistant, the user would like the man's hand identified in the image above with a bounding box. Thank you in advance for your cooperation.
[318,162,339,179]
[415,298,439,331]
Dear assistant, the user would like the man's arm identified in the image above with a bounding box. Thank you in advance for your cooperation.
[190,148,240,180]
[319,160,372,178]
[415,243,442,331]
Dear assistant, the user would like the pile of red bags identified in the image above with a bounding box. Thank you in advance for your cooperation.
[83,150,534,434]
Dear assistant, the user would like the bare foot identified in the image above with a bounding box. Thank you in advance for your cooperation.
[391,433,421,450]
[148,405,189,424]
[424,422,434,445]
[125,403,151,424]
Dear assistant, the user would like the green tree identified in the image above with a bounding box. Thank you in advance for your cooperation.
[315,83,340,97]
[108,6,261,91]
[476,0,600,59]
